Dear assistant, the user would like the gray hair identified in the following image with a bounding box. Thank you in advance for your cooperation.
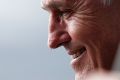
[102,0,112,6]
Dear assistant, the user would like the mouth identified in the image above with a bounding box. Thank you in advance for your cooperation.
[71,47,86,59]
[69,47,87,68]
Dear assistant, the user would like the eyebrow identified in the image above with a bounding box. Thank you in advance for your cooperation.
[41,1,66,11]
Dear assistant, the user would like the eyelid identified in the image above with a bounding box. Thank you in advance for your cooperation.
[59,9,74,18]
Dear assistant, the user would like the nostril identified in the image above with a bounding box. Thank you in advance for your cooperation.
[48,32,71,49]
[60,33,71,42]
[48,39,69,49]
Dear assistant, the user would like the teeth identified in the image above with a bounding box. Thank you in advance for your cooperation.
[71,47,86,59]
[80,47,86,54]
[72,52,80,59]
[76,52,80,58]
[72,54,76,59]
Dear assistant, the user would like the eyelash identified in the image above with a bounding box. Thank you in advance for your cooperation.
[58,9,73,18]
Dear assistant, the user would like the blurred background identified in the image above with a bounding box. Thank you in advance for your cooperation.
[0,0,74,80]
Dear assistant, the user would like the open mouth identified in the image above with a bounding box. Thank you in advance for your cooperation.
[71,47,86,59]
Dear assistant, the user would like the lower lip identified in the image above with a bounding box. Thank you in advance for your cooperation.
[70,50,87,65]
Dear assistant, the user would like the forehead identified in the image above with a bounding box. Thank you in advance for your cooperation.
[42,0,74,10]
[43,0,67,4]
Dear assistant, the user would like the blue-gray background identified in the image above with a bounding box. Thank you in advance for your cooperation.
[0,0,74,80]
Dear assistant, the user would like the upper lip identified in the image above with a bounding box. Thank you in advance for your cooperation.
[63,43,86,56]
[68,49,79,55]
[67,47,86,59]
[67,47,86,55]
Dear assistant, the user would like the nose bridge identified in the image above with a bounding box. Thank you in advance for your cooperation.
[48,13,71,48]
[48,12,65,36]
[48,13,63,47]
[48,12,60,33]
[49,13,55,33]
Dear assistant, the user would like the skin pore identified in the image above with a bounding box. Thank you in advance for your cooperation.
[42,0,120,80]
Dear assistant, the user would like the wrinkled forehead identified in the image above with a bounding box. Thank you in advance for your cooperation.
[41,0,115,11]
[42,0,73,5]
[42,0,74,10]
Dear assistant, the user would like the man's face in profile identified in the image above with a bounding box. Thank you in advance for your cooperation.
[42,0,120,80]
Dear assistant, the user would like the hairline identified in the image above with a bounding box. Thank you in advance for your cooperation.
[41,0,113,11]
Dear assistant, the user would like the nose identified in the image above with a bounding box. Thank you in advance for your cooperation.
[48,13,71,48]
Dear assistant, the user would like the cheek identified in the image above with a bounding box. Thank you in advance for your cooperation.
[67,20,101,43]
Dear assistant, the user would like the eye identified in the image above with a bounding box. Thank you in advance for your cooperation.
[58,9,73,19]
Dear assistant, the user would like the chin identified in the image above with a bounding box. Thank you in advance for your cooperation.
[75,65,94,80]
[71,51,94,80]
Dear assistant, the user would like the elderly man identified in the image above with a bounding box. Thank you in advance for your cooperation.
[42,0,120,80]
